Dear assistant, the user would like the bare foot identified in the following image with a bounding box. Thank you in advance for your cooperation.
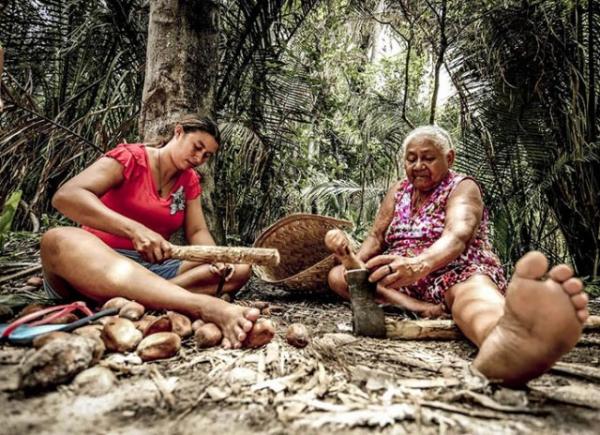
[377,284,447,318]
[473,251,588,386]
[200,300,260,349]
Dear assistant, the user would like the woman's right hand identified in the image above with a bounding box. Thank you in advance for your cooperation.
[130,225,172,263]
[324,229,350,256]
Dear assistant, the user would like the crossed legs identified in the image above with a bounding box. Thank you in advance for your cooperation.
[171,261,251,296]
[40,227,257,348]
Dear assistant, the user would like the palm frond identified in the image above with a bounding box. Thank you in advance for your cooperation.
[447,0,600,276]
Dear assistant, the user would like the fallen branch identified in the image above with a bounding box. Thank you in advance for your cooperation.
[385,316,600,340]
[0,265,42,285]
[530,384,600,409]
[385,318,462,340]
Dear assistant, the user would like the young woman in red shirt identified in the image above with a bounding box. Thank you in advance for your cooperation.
[40,116,259,349]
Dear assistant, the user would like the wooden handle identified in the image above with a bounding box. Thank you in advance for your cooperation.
[170,244,280,267]
[386,318,462,340]
[385,315,600,341]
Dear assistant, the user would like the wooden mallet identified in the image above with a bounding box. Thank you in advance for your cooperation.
[169,244,280,267]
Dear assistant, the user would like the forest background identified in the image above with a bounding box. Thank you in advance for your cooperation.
[0,0,598,294]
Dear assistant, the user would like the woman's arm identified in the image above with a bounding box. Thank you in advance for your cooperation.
[53,157,170,262]
[356,181,400,261]
[53,157,141,237]
[416,178,483,271]
[371,179,483,286]
[183,198,216,246]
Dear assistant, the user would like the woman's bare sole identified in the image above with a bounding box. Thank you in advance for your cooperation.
[473,251,588,386]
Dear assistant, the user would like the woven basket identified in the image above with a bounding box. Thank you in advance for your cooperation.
[253,214,355,293]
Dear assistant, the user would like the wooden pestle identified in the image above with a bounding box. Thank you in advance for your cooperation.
[169,244,280,267]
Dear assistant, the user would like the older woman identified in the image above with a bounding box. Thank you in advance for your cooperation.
[327,125,589,385]
[41,116,258,349]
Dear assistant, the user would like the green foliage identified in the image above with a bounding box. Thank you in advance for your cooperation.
[0,0,146,230]
[0,190,22,250]
[447,0,600,277]
[0,0,597,285]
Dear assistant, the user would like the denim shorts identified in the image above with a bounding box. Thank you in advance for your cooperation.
[44,249,182,300]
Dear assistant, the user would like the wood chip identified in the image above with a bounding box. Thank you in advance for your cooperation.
[551,361,600,382]
[531,383,600,409]
[397,377,461,389]
[149,367,177,409]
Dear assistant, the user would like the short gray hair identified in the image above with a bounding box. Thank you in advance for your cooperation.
[401,125,453,155]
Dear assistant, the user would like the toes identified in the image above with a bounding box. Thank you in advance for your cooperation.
[223,333,241,349]
[548,264,574,283]
[234,325,247,342]
[239,317,254,333]
[562,277,584,295]
[514,251,548,279]
[221,338,232,349]
[244,307,260,321]
[577,308,589,323]
[570,292,588,310]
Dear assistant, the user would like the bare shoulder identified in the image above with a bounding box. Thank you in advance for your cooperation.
[372,180,402,231]
[384,180,403,199]
[450,178,482,201]
[391,179,404,192]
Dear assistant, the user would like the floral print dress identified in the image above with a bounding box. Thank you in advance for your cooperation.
[384,171,507,304]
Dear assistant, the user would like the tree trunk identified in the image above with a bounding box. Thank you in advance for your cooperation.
[139,0,224,243]
[428,0,447,125]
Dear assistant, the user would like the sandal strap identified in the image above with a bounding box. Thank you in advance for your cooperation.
[1,301,92,338]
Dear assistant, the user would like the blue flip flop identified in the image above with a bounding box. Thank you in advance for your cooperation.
[0,307,118,345]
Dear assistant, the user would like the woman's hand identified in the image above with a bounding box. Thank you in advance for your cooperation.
[324,229,365,270]
[209,263,235,282]
[130,225,172,263]
[366,254,431,287]
[324,229,351,257]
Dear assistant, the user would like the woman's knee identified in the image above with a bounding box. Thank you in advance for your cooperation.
[41,227,76,259]
[328,265,347,293]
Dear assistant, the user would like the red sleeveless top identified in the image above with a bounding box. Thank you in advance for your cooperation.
[83,144,202,249]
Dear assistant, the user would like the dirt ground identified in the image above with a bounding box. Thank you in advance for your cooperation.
[1,237,600,434]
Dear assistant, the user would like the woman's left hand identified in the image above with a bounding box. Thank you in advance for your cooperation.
[366,254,431,287]
[209,263,235,282]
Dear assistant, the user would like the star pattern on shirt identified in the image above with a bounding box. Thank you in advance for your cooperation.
[169,186,186,215]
